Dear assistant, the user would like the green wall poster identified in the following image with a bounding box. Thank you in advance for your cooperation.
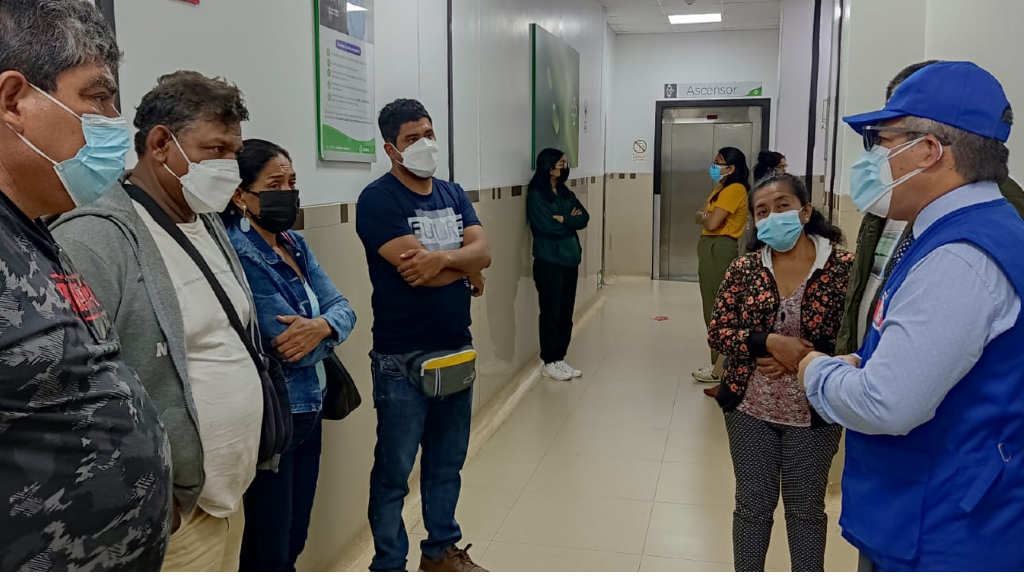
[315,0,376,162]
[531,24,581,168]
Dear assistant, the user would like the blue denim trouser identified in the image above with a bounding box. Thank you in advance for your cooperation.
[367,352,473,572]
[239,411,323,572]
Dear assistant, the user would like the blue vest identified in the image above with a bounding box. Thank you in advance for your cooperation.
[845,199,1024,571]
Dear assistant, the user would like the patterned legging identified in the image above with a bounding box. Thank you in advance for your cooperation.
[724,410,843,572]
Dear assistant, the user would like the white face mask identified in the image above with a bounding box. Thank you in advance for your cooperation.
[163,132,241,214]
[396,138,439,179]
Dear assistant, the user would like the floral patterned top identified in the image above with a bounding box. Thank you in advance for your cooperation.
[739,280,811,426]
[708,237,854,427]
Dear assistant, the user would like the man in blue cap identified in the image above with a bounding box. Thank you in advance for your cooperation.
[797,61,1024,571]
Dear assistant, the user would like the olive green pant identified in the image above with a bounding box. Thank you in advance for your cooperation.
[698,235,739,364]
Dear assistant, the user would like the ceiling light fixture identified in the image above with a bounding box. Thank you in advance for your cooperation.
[668,13,722,24]
[347,2,368,12]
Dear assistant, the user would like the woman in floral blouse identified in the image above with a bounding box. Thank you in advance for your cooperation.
[708,173,853,572]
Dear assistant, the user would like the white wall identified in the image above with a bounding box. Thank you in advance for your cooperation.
[776,0,833,177]
[924,0,1024,179]
[608,29,781,174]
[833,0,926,198]
[114,0,448,207]
[453,0,610,188]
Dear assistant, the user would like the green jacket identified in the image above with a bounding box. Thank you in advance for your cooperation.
[527,184,590,267]
[836,177,1024,355]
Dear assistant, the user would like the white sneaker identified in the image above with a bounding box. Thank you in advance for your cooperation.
[555,361,583,379]
[692,364,721,384]
[543,362,573,381]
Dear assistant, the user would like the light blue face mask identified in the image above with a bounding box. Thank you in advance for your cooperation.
[8,84,130,207]
[849,137,932,218]
[756,209,804,252]
[709,163,723,182]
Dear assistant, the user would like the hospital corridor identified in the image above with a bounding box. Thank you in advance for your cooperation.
[1,0,1022,572]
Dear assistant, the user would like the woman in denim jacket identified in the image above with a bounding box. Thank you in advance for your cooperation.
[223,139,356,571]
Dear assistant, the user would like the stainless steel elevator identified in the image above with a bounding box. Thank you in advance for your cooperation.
[655,102,767,281]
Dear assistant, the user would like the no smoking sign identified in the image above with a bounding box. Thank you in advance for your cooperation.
[632,139,649,163]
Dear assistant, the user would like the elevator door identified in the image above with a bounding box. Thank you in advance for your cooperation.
[658,105,762,281]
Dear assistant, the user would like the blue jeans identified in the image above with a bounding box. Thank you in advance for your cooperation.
[368,352,474,572]
[239,411,323,572]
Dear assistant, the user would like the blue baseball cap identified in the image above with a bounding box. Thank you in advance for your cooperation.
[844,61,1012,142]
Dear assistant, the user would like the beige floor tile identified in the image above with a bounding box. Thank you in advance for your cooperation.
[670,388,729,432]
[567,396,675,429]
[462,448,546,492]
[494,491,653,555]
[548,422,669,461]
[524,452,661,501]
[410,486,519,541]
[662,427,733,468]
[483,415,564,453]
[655,460,735,508]
[590,360,683,383]
[640,555,734,572]
[644,502,734,563]
[480,542,641,572]
[580,377,680,405]
[507,380,586,423]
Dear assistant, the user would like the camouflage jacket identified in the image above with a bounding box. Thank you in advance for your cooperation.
[0,190,171,570]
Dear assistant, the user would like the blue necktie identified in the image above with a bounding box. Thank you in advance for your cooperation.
[887,231,916,276]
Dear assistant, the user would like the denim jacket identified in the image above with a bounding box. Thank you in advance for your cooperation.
[227,223,356,413]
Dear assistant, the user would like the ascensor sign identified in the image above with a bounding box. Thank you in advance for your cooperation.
[676,82,763,98]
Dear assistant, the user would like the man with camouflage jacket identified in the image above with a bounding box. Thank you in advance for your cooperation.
[0,1,171,570]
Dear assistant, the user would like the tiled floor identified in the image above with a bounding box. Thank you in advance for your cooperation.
[411,279,859,572]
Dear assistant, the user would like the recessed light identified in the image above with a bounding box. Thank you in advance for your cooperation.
[668,13,722,25]
[347,2,368,12]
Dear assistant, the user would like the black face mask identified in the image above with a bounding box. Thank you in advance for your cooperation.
[557,167,570,184]
[249,189,300,234]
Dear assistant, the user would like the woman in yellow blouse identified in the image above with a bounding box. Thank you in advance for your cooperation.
[693,147,750,390]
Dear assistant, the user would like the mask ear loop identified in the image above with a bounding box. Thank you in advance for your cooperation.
[162,130,194,181]
[888,139,943,191]
[4,123,59,165]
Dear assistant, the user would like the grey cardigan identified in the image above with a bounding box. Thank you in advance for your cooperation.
[50,176,261,515]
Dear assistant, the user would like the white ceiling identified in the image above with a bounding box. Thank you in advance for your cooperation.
[600,0,782,35]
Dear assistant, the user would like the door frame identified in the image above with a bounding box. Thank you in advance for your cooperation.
[652,98,771,278]
[652,98,772,200]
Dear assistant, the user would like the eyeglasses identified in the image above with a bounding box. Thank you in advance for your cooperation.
[861,125,950,151]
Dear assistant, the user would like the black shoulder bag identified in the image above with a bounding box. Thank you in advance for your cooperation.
[126,184,292,462]
[322,353,362,420]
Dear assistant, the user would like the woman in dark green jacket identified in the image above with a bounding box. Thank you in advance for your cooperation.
[528,148,590,381]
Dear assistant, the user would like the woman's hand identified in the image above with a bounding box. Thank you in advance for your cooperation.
[273,316,332,363]
[766,334,815,372]
[553,215,565,223]
[694,211,705,225]
[756,356,792,378]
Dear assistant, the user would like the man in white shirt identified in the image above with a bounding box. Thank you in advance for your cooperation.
[51,71,267,571]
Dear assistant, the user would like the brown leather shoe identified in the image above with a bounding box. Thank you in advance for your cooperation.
[419,544,488,572]
[703,385,720,398]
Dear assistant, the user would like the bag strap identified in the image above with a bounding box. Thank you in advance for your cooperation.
[125,183,264,369]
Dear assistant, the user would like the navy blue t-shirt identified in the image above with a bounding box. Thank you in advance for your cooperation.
[356,173,481,354]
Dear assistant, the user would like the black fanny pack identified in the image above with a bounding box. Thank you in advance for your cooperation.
[396,346,477,398]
